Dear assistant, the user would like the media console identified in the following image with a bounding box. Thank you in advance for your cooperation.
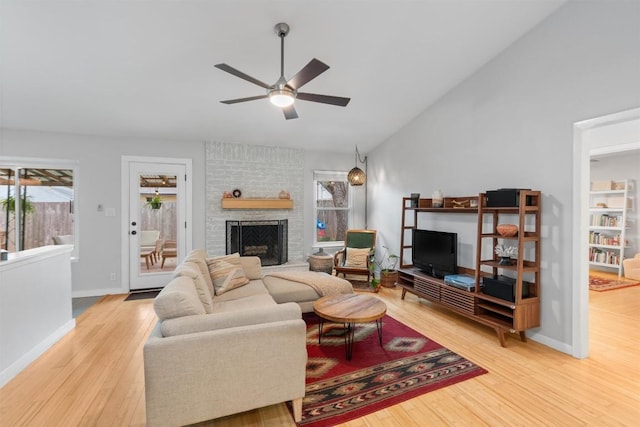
[398,267,477,317]
[398,191,541,347]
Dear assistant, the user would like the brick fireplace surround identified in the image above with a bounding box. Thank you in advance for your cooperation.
[205,142,304,262]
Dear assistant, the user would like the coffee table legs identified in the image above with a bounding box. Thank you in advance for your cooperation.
[317,319,383,361]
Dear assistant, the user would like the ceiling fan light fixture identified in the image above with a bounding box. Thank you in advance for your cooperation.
[269,89,295,107]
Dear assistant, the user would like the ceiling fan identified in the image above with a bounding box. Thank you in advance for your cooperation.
[215,22,350,120]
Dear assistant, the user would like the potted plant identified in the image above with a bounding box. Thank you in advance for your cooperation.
[146,195,163,209]
[1,195,35,251]
[372,246,400,288]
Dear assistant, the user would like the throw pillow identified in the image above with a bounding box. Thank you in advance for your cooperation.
[208,258,250,295]
[344,247,370,268]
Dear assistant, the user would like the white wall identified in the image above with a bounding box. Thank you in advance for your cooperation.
[368,0,640,353]
[0,129,206,296]
[0,131,356,295]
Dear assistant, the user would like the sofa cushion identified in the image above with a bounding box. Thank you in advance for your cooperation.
[208,258,250,295]
[173,262,214,313]
[345,247,370,267]
[184,249,215,296]
[160,302,301,337]
[211,279,270,302]
[262,275,321,304]
[238,256,262,280]
[154,276,206,321]
[210,294,276,313]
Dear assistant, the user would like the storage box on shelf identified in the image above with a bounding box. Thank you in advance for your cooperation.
[588,179,633,277]
[397,190,541,347]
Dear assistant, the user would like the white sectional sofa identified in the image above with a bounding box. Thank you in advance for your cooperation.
[143,249,352,426]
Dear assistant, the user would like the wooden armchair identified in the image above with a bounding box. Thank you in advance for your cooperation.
[334,230,377,283]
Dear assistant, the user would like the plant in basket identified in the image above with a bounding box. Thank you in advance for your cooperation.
[371,246,400,288]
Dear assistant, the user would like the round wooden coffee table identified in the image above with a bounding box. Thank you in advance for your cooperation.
[313,293,387,360]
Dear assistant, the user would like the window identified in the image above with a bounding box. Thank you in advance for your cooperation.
[0,158,78,258]
[314,171,352,247]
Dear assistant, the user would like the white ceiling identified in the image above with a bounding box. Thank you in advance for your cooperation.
[0,0,566,154]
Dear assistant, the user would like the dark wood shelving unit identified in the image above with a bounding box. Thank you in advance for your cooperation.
[396,191,541,347]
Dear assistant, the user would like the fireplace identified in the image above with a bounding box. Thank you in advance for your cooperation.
[226,220,288,266]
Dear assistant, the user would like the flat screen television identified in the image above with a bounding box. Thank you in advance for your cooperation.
[412,229,458,278]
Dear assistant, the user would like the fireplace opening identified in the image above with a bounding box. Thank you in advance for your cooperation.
[226,220,288,266]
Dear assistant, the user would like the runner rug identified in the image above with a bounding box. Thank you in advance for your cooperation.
[290,313,487,427]
[589,275,640,292]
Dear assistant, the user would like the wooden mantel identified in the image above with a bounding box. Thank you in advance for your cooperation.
[221,198,294,210]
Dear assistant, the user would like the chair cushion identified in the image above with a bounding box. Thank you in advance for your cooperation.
[208,258,250,295]
[52,235,74,245]
[344,247,370,268]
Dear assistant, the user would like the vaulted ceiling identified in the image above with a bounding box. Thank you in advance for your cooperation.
[0,0,566,153]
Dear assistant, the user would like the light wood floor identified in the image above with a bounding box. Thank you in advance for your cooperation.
[1,280,639,426]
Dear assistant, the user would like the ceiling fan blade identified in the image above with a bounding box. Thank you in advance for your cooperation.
[283,105,298,120]
[297,92,351,107]
[214,63,271,89]
[286,58,330,90]
[220,95,268,104]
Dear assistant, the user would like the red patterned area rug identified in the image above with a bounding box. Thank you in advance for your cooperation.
[589,275,640,292]
[290,313,487,427]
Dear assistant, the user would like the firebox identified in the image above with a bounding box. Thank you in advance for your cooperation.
[226,220,288,266]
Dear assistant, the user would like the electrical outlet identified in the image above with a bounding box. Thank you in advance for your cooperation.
[110,272,116,281]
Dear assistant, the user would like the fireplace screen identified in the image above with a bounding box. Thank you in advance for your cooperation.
[226,220,288,266]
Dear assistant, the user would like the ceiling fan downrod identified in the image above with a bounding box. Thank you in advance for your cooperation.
[274,22,289,79]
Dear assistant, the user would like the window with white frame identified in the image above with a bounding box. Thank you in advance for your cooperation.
[313,171,351,247]
[1,158,78,258]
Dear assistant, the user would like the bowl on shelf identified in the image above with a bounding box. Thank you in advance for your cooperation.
[496,224,518,237]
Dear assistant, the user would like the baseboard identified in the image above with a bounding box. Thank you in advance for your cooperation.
[0,319,76,388]
[528,331,574,357]
[72,287,127,298]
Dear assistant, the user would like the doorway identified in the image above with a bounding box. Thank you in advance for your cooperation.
[573,107,640,358]
[121,156,192,291]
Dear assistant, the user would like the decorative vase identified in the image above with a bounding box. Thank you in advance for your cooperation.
[499,257,512,266]
[432,189,443,208]
[497,224,518,237]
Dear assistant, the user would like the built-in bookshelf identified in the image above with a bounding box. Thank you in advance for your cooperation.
[588,179,633,277]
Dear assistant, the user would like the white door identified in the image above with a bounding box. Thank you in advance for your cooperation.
[126,159,189,290]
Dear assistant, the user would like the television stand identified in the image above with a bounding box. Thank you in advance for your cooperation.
[397,190,541,347]
[397,267,527,346]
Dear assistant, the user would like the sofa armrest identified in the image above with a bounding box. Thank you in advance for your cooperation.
[159,302,301,337]
[144,319,307,427]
